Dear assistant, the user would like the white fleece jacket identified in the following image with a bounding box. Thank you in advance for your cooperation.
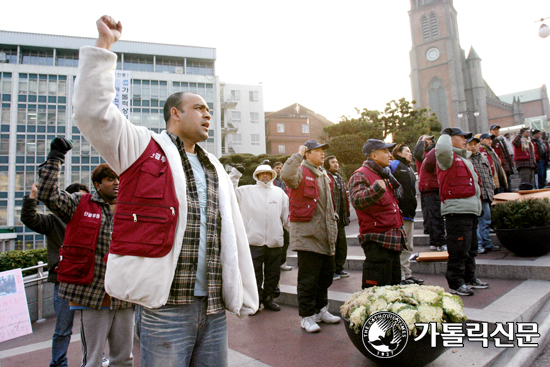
[230,167,289,248]
[72,46,258,316]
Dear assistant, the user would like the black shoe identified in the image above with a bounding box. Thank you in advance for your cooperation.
[263,297,281,311]
[335,270,350,278]
[405,276,424,285]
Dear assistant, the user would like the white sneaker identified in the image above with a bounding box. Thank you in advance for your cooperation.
[102,357,109,367]
[301,316,321,333]
[430,246,437,251]
[314,306,341,324]
[280,263,292,271]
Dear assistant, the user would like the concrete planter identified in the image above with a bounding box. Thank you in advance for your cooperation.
[343,317,447,367]
[495,226,550,257]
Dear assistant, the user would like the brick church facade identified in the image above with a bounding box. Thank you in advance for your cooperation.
[408,0,550,132]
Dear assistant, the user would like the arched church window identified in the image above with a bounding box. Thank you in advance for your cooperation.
[421,15,430,41]
[429,12,440,39]
[428,78,449,126]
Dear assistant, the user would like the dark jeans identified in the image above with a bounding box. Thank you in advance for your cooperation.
[537,160,548,189]
[296,251,335,317]
[280,228,290,265]
[445,214,478,289]
[250,245,281,301]
[518,167,535,187]
[422,192,446,247]
[334,222,348,273]
[51,283,75,367]
[361,240,401,289]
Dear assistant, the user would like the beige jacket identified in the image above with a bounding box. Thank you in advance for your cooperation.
[280,154,337,255]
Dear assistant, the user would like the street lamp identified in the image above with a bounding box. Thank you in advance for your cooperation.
[537,17,550,38]
[457,111,480,119]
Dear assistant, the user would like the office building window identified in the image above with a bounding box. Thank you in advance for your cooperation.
[123,54,154,72]
[231,90,240,101]
[0,48,18,64]
[251,134,260,146]
[250,112,259,124]
[231,111,241,124]
[57,51,79,67]
[20,49,54,66]
[302,124,309,134]
[249,91,259,101]
[278,145,285,154]
[156,56,185,74]
[277,123,285,133]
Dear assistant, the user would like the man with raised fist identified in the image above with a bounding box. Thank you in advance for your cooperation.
[70,15,258,367]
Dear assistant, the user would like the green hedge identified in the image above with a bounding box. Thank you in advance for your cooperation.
[0,248,48,276]
[492,198,550,230]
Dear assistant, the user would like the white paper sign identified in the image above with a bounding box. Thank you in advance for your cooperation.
[114,71,131,120]
[0,269,32,343]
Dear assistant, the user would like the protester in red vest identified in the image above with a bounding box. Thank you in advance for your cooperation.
[532,129,550,189]
[281,140,340,333]
[37,138,134,367]
[490,124,515,192]
[513,127,537,188]
[349,139,406,290]
[22,182,89,367]
[436,128,488,297]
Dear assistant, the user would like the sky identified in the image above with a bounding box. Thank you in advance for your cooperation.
[1,1,549,123]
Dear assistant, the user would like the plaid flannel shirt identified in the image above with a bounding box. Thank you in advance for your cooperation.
[469,152,495,202]
[166,132,224,314]
[512,135,537,169]
[348,162,406,252]
[37,160,131,310]
[492,138,515,175]
[328,171,350,226]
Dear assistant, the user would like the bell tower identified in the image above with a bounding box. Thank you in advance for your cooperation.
[408,0,471,130]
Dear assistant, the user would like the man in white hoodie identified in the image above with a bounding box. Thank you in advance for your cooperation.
[231,165,289,313]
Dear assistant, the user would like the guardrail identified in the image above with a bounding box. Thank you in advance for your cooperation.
[22,261,48,323]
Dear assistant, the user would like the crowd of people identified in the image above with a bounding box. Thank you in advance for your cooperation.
[18,14,550,367]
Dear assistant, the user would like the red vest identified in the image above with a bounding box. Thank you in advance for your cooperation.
[354,166,403,234]
[57,194,102,285]
[437,153,477,203]
[288,166,334,222]
[110,138,179,257]
[418,149,439,193]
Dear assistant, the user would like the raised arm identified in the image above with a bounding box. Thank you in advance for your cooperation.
[72,16,152,175]
[280,146,307,189]
[21,183,61,235]
[37,138,81,223]
[435,131,454,171]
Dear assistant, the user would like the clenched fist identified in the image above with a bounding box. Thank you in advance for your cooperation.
[95,15,122,50]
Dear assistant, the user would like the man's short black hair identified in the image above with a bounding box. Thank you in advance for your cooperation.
[91,164,118,185]
[323,155,336,170]
[65,183,90,194]
[163,92,189,123]
[272,162,283,168]
[392,144,409,158]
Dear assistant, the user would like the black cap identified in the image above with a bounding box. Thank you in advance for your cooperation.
[362,139,396,156]
[478,133,494,140]
[467,136,480,144]
[450,127,472,139]
[533,129,542,134]
[304,140,329,151]
[489,124,501,131]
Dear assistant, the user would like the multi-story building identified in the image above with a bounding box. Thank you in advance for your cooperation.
[0,30,221,251]
[265,103,333,155]
[219,82,265,155]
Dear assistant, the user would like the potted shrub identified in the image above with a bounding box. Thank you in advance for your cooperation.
[491,198,550,257]
[341,284,466,367]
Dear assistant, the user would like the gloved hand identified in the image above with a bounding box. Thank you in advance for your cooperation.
[519,128,527,135]
[47,137,73,163]
[441,128,453,136]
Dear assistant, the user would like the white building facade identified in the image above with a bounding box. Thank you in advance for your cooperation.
[0,30,222,250]
[220,82,265,155]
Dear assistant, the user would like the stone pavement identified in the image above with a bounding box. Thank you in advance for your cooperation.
[2,211,550,366]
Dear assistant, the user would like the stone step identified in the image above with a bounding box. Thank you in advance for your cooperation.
[285,250,550,282]
[345,232,500,246]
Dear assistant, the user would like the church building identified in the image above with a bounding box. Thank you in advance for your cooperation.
[408,0,550,132]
